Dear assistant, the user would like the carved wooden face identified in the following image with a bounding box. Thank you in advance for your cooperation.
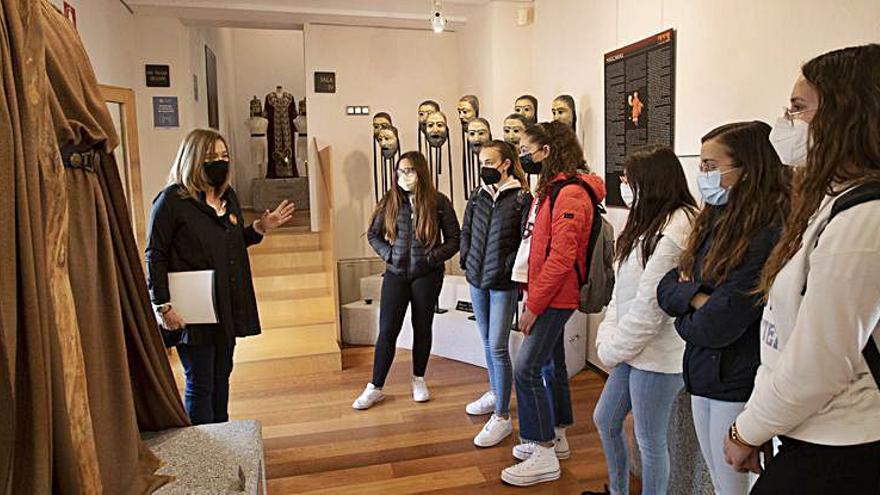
[426,112,448,148]
[503,118,527,146]
[552,99,574,126]
[514,98,536,124]
[467,120,491,154]
[457,100,477,123]
[373,116,392,138]
[377,128,399,158]
[418,104,438,131]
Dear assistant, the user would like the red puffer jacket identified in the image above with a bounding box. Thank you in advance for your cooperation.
[525,173,606,315]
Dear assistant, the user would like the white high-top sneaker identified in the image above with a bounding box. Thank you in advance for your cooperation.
[465,391,496,416]
[412,376,430,402]
[474,414,513,447]
[512,427,571,460]
[501,443,561,487]
[352,383,384,410]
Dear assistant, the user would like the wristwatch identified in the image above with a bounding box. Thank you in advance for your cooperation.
[729,422,756,448]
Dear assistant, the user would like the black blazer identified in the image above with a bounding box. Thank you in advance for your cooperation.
[146,185,262,347]
[368,188,460,280]
[460,185,532,290]
[658,216,782,402]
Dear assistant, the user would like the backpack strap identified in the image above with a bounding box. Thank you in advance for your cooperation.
[805,181,880,388]
[546,177,605,285]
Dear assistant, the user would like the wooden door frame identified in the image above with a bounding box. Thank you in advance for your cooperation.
[99,84,147,253]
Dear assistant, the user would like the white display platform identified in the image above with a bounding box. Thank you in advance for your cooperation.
[342,274,587,378]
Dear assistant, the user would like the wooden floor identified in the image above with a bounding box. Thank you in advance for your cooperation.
[225,345,622,494]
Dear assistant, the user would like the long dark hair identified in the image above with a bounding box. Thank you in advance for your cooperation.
[616,145,697,266]
[374,151,439,248]
[524,121,586,202]
[679,121,790,283]
[760,44,880,294]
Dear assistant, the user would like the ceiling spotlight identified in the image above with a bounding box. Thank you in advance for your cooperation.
[431,0,447,33]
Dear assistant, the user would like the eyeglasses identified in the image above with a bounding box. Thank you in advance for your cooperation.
[698,161,738,176]
[781,106,816,126]
[397,168,416,176]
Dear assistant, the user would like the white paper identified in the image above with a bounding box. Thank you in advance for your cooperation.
[168,270,218,324]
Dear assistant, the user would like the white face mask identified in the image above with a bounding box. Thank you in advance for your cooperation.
[620,182,635,208]
[398,173,418,192]
[769,117,809,168]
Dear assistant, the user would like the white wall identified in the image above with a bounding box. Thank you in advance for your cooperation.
[230,28,306,207]
[304,23,462,260]
[530,0,880,229]
[131,17,239,218]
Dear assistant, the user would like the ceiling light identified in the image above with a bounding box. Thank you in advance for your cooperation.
[431,0,446,33]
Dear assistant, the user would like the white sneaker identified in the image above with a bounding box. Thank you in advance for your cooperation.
[474,414,513,448]
[512,427,571,460]
[465,391,496,416]
[412,376,430,402]
[501,444,561,487]
[352,383,384,410]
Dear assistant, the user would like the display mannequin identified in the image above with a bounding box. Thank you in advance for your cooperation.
[264,85,299,178]
[417,100,440,153]
[465,118,492,196]
[245,96,269,178]
[371,112,393,203]
[294,97,307,136]
[552,94,577,132]
[502,113,529,147]
[425,111,454,201]
[514,94,538,125]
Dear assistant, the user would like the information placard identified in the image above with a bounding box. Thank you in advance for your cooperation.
[604,29,676,207]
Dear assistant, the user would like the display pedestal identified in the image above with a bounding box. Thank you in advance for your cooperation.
[143,420,266,494]
[341,274,588,378]
[252,177,310,212]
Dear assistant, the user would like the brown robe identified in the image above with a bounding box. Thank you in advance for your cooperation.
[1,1,189,493]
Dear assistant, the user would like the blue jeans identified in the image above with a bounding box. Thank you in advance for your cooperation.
[514,308,575,442]
[469,285,517,415]
[691,395,750,495]
[176,341,235,425]
[593,362,683,495]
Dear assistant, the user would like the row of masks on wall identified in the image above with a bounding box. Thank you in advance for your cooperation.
[370,94,577,203]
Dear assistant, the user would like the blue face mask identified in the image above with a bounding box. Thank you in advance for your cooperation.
[697,169,734,206]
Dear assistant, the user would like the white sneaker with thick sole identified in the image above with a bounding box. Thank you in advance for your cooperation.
[474,414,513,447]
[501,444,561,487]
[512,427,571,460]
[352,383,384,410]
[412,376,430,402]
[465,391,496,416]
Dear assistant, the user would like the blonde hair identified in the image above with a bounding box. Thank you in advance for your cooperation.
[168,129,230,199]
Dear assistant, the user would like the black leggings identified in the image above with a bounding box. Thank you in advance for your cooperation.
[371,269,444,387]
[751,436,880,494]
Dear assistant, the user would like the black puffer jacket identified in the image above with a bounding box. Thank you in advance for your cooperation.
[368,188,460,280]
[460,181,532,290]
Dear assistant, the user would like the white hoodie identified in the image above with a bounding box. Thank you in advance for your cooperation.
[736,190,880,446]
[596,208,693,373]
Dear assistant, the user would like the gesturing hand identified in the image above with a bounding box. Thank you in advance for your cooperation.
[260,200,296,232]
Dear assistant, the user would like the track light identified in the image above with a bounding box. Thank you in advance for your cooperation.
[431,0,447,33]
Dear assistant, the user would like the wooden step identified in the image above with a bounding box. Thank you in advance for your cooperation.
[249,250,324,271]
[254,287,331,302]
[251,231,320,253]
[252,269,330,294]
[258,295,336,329]
[233,323,341,376]
[251,262,326,279]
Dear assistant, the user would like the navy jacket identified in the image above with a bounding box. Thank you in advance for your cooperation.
[146,185,262,347]
[368,189,460,280]
[657,216,782,402]
[460,185,532,290]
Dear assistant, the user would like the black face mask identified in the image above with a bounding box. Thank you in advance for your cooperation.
[480,166,502,186]
[520,153,542,175]
[204,159,230,187]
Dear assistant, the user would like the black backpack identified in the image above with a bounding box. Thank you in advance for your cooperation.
[547,176,615,313]
[808,181,880,388]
